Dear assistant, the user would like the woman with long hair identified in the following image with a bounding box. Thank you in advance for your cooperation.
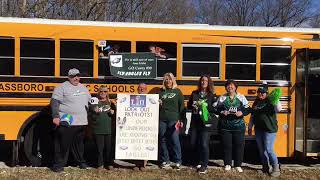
[187,75,218,174]
[158,72,185,170]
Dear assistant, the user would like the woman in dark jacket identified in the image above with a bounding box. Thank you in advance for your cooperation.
[90,85,116,170]
[187,75,218,174]
[248,84,282,177]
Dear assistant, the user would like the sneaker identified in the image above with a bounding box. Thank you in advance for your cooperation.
[198,166,208,174]
[160,162,170,169]
[225,165,231,171]
[106,165,114,170]
[270,164,280,177]
[172,163,181,170]
[196,164,201,169]
[235,167,243,173]
[97,166,104,171]
[79,163,89,169]
[51,166,64,173]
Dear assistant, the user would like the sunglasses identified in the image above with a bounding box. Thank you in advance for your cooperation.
[257,90,267,94]
[69,75,80,78]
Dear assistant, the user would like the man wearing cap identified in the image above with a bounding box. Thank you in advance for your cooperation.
[50,68,91,172]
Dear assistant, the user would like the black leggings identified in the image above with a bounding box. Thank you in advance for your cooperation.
[221,129,245,167]
[94,134,112,167]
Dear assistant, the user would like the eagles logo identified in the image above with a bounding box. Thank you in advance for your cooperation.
[161,93,176,99]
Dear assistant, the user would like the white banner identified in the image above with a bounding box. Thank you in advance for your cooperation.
[115,94,159,160]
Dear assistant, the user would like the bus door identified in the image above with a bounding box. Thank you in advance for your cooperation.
[296,48,320,157]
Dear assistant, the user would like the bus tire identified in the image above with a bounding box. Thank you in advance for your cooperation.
[22,123,41,166]
[21,116,54,167]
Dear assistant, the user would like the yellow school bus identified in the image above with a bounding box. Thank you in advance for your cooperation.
[0,17,319,165]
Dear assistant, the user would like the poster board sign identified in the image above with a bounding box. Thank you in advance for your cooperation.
[109,53,156,79]
[115,94,159,160]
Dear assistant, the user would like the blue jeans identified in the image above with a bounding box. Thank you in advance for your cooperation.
[190,128,209,167]
[159,120,182,164]
[255,130,278,166]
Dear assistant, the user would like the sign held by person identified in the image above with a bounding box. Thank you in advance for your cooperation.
[115,94,159,160]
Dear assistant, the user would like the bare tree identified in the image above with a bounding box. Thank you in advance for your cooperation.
[0,0,316,27]
[138,0,195,23]
[222,0,260,26]
[258,0,313,27]
[195,0,224,25]
[309,14,320,28]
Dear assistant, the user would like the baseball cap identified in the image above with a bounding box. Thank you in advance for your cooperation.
[257,87,268,93]
[257,81,268,93]
[68,68,80,77]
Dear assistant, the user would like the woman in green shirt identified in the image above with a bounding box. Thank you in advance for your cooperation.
[248,84,282,177]
[90,86,115,170]
[158,72,185,170]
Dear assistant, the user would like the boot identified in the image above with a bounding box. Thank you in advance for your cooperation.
[270,164,280,177]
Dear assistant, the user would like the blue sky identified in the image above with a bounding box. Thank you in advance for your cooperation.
[311,0,320,12]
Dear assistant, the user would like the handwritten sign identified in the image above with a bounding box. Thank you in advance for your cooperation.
[115,94,159,160]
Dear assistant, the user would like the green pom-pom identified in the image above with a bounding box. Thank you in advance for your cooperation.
[268,88,282,105]
[199,101,209,122]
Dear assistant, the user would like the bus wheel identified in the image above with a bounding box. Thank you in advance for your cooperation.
[21,118,54,167]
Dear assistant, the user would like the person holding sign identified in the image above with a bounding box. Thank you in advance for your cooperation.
[90,86,116,170]
[187,75,218,174]
[158,72,185,170]
[248,84,282,177]
[50,68,91,172]
[214,80,250,173]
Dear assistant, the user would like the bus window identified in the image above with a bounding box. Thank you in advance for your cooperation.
[60,40,93,77]
[261,46,291,81]
[20,38,55,76]
[182,44,220,78]
[226,45,256,80]
[0,37,14,75]
[137,42,177,77]
[98,41,131,77]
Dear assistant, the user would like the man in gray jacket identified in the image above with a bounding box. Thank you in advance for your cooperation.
[50,68,91,172]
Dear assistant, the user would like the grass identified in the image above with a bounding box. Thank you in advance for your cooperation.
[0,166,320,180]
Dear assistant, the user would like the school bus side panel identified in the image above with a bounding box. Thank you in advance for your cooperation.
[0,112,36,140]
